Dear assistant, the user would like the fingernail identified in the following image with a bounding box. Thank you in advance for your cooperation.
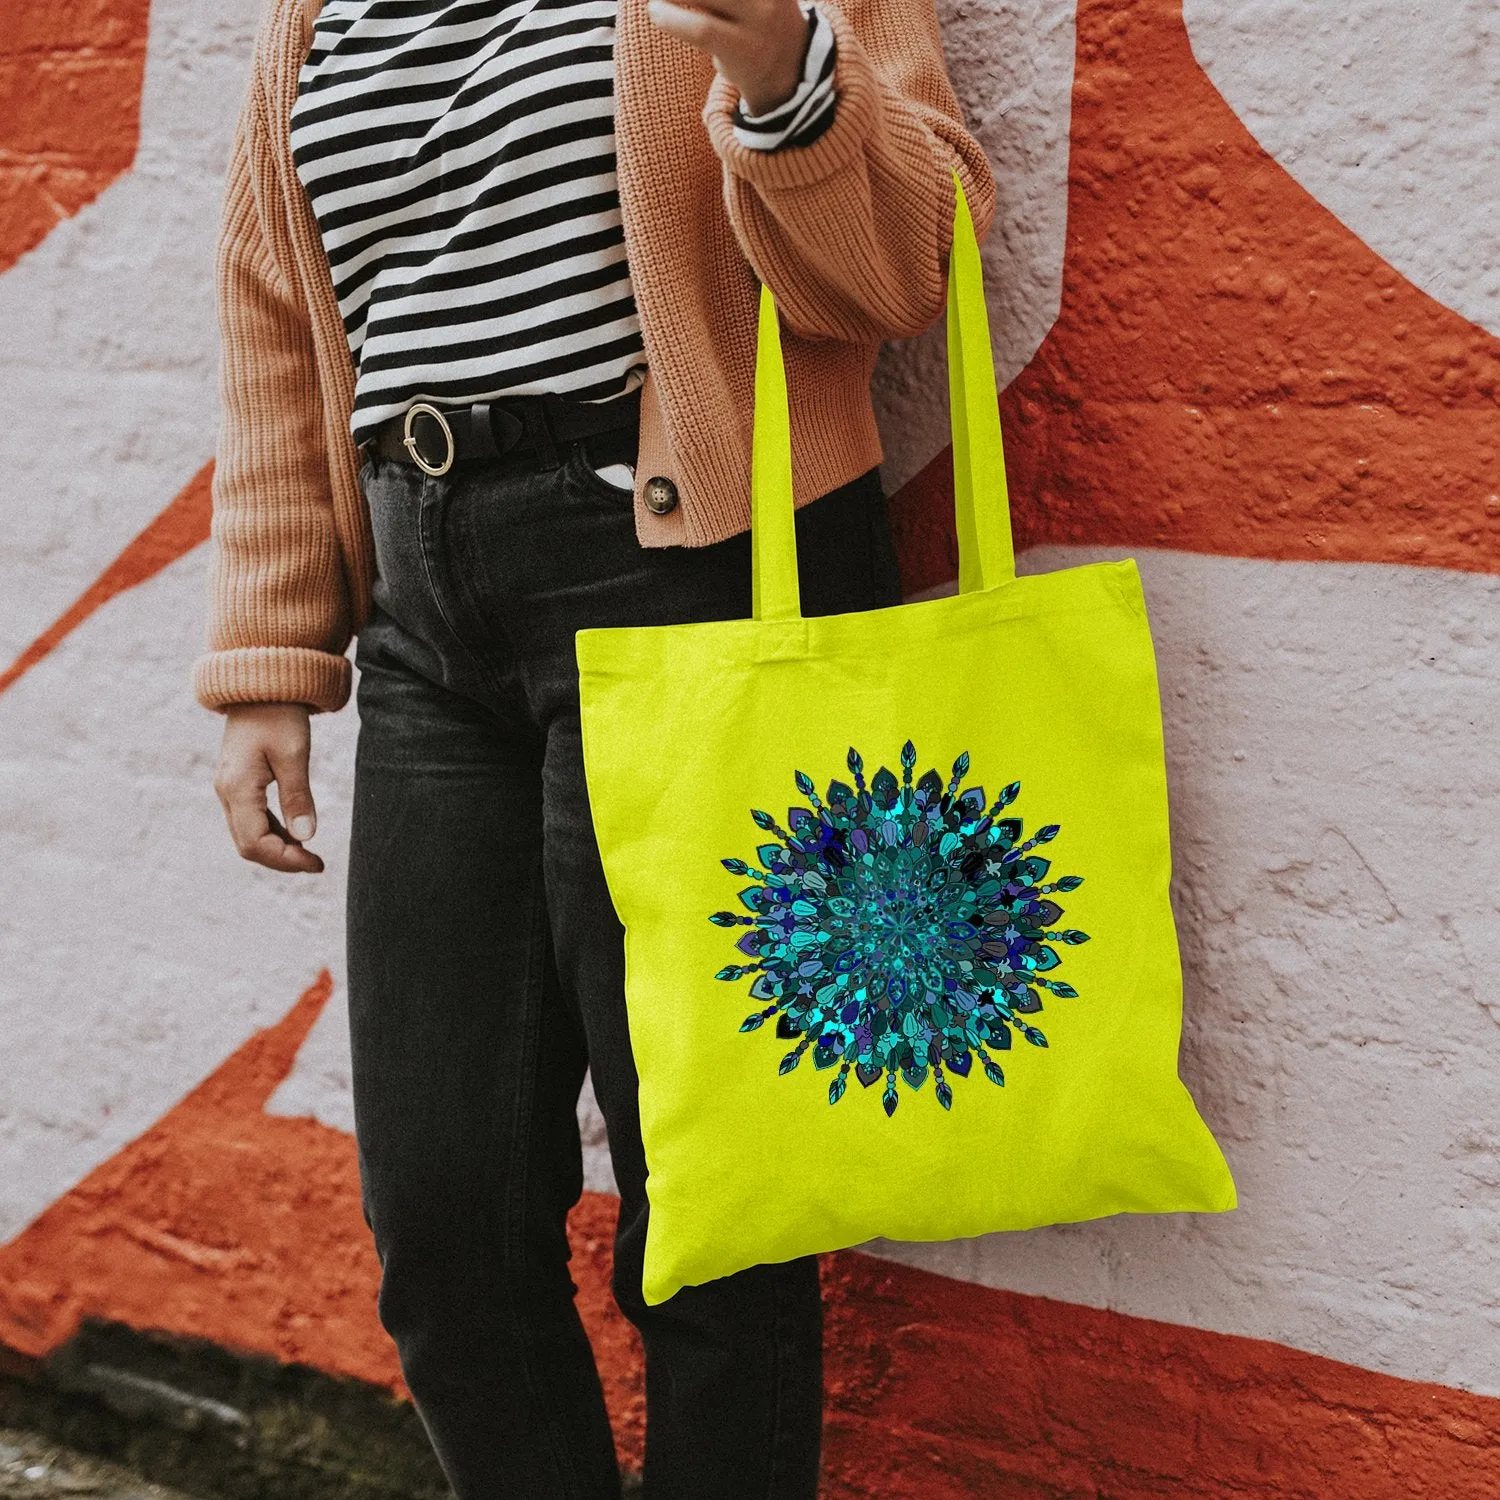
[290,815,315,841]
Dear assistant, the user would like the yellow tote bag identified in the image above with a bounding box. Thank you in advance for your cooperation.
[577,178,1235,1307]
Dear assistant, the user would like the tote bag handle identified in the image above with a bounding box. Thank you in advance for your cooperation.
[751,170,1015,622]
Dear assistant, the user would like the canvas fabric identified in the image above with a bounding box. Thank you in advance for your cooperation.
[577,179,1235,1306]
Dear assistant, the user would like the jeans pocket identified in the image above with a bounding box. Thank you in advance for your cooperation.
[361,458,441,625]
[565,441,637,506]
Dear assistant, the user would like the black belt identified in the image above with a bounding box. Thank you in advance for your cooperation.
[368,387,641,476]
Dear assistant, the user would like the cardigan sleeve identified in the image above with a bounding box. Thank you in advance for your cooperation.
[700,0,996,343]
[191,78,355,716]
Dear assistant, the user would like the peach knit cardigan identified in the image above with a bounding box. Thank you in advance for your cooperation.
[192,0,996,715]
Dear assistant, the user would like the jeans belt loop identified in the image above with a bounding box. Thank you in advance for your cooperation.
[524,399,560,471]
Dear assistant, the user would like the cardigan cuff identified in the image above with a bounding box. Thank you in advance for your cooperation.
[702,0,879,190]
[193,644,353,714]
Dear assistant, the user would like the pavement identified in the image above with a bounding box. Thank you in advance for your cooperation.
[0,1431,204,1500]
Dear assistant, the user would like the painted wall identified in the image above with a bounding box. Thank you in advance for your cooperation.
[1,0,1496,1494]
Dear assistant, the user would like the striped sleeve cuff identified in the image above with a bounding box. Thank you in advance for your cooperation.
[730,2,837,153]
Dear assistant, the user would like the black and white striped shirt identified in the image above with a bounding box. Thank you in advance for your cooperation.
[290,0,838,444]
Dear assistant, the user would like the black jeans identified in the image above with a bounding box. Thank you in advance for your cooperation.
[345,432,902,1500]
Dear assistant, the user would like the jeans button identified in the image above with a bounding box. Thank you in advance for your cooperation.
[644,476,679,515]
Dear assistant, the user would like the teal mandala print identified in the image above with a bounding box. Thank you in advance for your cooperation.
[711,742,1088,1117]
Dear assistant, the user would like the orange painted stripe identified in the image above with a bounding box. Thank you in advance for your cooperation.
[0,461,212,699]
[0,975,386,1374]
[891,0,1500,595]
[0,10,211,702]
[0,0,152,273]
[820,1253,1500,1498]
[0,977,647,1473]
[3,974,1496,1493]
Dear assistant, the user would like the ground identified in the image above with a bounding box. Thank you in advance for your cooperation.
[0,1431,203,1500]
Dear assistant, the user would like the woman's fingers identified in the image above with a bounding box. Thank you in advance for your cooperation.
[651,0,774,19]
[647,0,733,49]
[265,804,326,874]
[214,704,324,875]
[268,738,318,845]
[216,763,317,873]
[218,772,323,873]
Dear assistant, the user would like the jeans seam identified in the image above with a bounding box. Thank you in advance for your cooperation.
[503,865,589,1499]
[415,473,526,705]
[415,475,493,669]
[765,1273,788,1500]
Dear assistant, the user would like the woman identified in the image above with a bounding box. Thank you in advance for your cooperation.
[198,0,994,1493]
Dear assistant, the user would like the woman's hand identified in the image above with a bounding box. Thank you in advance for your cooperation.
[214,702,324,874]
[648,0,811,115]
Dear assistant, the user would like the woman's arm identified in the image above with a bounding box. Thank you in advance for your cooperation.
[198,71,350,873]
[193,78,354,718]
[654,0,997,342]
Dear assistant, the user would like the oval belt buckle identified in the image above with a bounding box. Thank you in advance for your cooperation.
[403,402,456,477]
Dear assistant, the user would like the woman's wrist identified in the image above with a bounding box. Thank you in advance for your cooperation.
[735,6,814,114]
[730,3,837,152]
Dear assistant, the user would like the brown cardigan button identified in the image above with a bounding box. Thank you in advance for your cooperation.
[644,476,679,515]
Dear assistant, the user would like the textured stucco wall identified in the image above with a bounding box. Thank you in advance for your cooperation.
[0,0,363,1245]
[864,0,1500,1400]
[876,549,1500,1393]
[1185,0,1500,338]
[1,0,1497,1491]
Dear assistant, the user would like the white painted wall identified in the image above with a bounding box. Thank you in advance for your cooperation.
[0,0,363,1241]
[0,544,358,1237]
[874,546,1500,1398]
[0,0,263,667]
